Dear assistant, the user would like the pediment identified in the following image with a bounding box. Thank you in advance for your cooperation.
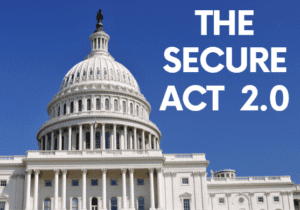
[0,194,8,200]
[179,192,192,197]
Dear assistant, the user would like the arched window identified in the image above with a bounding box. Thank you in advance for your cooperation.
[138,197,144,210]
[87,99,91,111]
[111,197,117,210]
[96,98,100,110]
[86,132,90,149]
[139,137,142,150]
[58,106,60,116]
[76,133,79,150]
[44,198,51,210]
[130,103,133,114]
[116,132,120,150]
[151,139,154,149]
[92,197,98,209]
[122,101,126,113]
[136,105,139,116]
[54,138,58,150]
[105,132,110,149]
[105,99,109,110]
[72,198,78,210]
[78,100,82,112]
[114,99,118,111]
[70,101,74,113]
[96,132,101,149]
[64,104,66,115]
[62,136,65,150]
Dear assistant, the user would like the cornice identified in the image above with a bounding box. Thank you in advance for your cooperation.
[207,182,295,187]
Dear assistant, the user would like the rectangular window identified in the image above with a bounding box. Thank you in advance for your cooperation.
[274,196,279,202]
[72,180,79,186]
[111,179,117,186]
[45,180,52,186]
[219,198,225,204]
[91,179,98,186]
[258,197,264,203]
[137,179,144,185]
[0,181,6,187]
[182,178,189,184]
[0,202,5,210]
[183,199,190,210]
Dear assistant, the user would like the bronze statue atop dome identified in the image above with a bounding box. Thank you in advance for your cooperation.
[95,9,104,32]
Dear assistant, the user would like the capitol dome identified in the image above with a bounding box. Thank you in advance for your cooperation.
[36,10,161,154]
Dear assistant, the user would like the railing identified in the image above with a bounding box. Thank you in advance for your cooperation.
[0,157,14,160]
[175,155,193,158]
[164,153,206,161]
[207,176,291,183]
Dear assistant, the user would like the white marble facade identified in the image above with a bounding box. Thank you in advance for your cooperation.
[0,12,298,210]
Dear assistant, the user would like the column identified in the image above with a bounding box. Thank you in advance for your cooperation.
[33,170,39,210]
[54,169,59,210]
[59,129,62,150]
[122,169,127,210]
[102,169,107,210]
[200,172,209,210]
[62,169,67,210]
[66,101,70,114]
[102,124,105,149]
[51,131,54,150]
[148,133,152,149]
[157,168,163,209]
[124,126,128,150]
[79,125,83,150]
[45,134,49,150]
[113,124,117,150]
[157,139,160,149]
[25,169,32,210]
[129,169,135,210]
[210,194,215,210]
[90,124,94,150]
[142,130,145,150]
[134,128,137,150]
[68,126,72,151]
[149,168,155,210]
[129,132,133,150]
[288,192,294,210]
[100,37,102,49]
[82,169,87,210]
[153,138,157,150]
[192,172,202,210]
[249,193,255,210]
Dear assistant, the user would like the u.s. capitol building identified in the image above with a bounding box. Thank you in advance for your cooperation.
[0,10,299,210]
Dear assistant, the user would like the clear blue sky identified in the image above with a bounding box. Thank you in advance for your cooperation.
[0,0,299,182]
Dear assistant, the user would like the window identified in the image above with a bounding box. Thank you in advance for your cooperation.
[72,180,79,186]
[83,71,86,76]
[105,132,110,149]
[219,198,225,204]
[62,136,64,150]
[78,100,82,112]
[0,202,5,210]
[116,132,120,150]
[139,138,142,149]
[114,99,118,111]
[105,99,109,110]
[64,104,66,115]
[123,101,126,113]
[111,179,117,185]
[130,103,133,114]
[136,105,139,116]
[182,178,189,184]
[183,199,190,210]
[138,197,144,210]
[58,106,60,116]
[76,133,79,150]
[96,132,101,149]
[70,101,74,113]
[137,179,144,185]
[0,181,6,186]
[45,180,52,186]
[87,99,91,111]
[72,198,78,210]
[258,197,264,203]
[96,98,100,110]
[274,196,279,202]
[239,197,244,203]
[92,197,98,206]
[86,132,90,149]
[77,72,80,78]
[54,138,58,150]
[44,198,51,210]
[91,180,98,186]
[111,197,117,210]
[90,69,93,75]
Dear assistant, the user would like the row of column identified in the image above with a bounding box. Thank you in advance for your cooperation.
[39,124,160,151]
[25,168,163,210]
[92,37,108,51]
[52,95,147,120]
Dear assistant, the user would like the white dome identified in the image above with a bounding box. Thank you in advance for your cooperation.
[60,55,140,93]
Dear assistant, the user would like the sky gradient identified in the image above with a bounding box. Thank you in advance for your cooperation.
[0,0,299,182]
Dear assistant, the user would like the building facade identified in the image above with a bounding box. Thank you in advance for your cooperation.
[0,10,298,210]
